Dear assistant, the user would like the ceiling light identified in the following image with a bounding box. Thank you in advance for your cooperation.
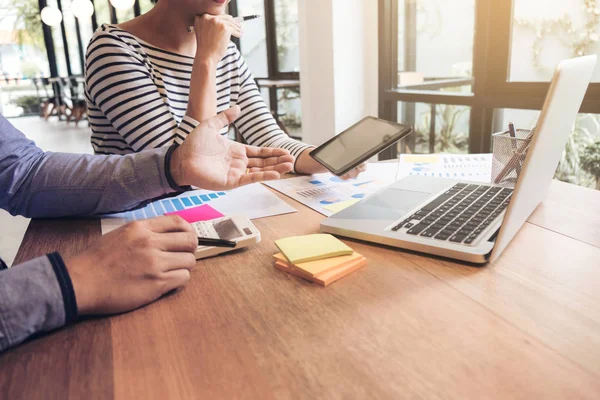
[40,6,63,27]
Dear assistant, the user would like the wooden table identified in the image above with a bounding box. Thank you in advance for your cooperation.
[1,180,599,399]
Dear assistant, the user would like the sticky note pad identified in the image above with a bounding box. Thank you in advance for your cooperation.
[274,234,353,264]
[165,204,224,223]
[273,252,363,278]
[274,255,367,286]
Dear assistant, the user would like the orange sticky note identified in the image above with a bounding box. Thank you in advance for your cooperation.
[273,252,363,277]
[274,255,367,286]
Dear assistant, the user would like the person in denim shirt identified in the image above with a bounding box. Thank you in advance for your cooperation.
[0,106,293,352]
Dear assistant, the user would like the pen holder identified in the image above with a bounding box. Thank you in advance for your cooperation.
[491,128,532,187]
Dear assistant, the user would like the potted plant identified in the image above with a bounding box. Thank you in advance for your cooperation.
[12,95,41,115]
[580,140,600,190]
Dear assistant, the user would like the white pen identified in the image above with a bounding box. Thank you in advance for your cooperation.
[188,15,260,32]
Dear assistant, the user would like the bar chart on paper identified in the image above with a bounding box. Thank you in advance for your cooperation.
[398,153,493,183]
[100,184,297,234]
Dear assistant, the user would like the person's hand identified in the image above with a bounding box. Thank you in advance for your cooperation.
[338,162,368,180]
[170,106,294,190]
[65,216,198,315]
[295,148,368,180]
[194,14,242,65]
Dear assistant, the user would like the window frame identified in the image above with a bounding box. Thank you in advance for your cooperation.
[378,0,600,159]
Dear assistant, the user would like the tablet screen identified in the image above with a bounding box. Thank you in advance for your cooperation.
[311,117,411,174]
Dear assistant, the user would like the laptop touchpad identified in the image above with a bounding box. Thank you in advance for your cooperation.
[363,188,432,215]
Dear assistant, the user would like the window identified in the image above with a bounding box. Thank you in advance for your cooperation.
[0,0,51,116]
[380,0,600,189]
[231,0,302,138]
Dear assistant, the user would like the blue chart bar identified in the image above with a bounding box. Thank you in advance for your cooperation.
[181,198,193,207]
[162,200,175,213]
[191,196,202,205]
[143,204,156,218]
[200,194,210,202]
[218,192,226,196]
[134,208,145,220]
[172,199,184,211]
[153,201,165,215]
[209,193,218,199]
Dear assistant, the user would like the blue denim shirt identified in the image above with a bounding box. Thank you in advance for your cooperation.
[0,115,180,352]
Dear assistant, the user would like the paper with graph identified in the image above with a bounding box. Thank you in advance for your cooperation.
[398,153,492,183]
[100,183,297,234]
[263,163,399,217]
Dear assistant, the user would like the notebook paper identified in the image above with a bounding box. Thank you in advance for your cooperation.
[274,234,353,264]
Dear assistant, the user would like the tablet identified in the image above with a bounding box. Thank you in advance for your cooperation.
[309,116,412,176]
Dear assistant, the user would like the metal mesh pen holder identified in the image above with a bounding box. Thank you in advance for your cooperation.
[491,128,532,187]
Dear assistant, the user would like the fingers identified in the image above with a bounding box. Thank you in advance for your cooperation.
[237,171,282,186]
[155,232,198,252]
[144,215,195,234]
[339,163,368,180]
[245,145,291,159]
[248,162,293,174]
[246,154,295,168]
[160,269,191,294]
[160,252,197,272]
[202,106,241,131]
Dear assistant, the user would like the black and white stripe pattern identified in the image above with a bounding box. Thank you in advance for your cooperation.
[85,24,311,164]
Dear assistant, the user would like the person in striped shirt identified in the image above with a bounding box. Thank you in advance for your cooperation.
[84,0,366,179]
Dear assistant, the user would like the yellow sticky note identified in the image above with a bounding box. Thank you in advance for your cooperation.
[274,234,353,264]
[322,199,360,214]
[402,154,440,163]
[273,252,363,277]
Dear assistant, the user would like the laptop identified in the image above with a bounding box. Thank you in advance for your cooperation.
[321,55,597,264]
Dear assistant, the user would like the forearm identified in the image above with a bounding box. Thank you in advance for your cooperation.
[186,59,217,122]
[5,147,180,218]
[294,148,326,175]
[0,253,76,352]
[0,116,183,218]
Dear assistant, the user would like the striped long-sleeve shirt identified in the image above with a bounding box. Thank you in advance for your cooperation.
[85,24,311,168]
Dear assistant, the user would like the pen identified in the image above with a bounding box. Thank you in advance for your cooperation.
[197,237,237,248]
[188,15,260,32]
[508,122,517,138]
[234,15,260,22]
[508,122,518,152]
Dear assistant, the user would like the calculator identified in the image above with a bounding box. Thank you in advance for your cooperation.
[192,215,261,259]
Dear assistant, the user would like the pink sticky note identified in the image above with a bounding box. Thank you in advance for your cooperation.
[165,204,224,223]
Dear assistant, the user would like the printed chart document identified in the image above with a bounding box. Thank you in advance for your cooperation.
[264,163,400,217]
[101,183,297,234]
[398,153,492,183]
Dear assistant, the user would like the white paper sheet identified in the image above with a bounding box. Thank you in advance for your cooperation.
[100,183,297,235]
[398,153,492,183]
[264,163,400,217]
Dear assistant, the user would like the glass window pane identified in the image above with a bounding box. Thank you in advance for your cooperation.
[0,0,51,117]
[397,0,475,88]
[274,0,299,73]
[62,2,83,75]
[116,5,134,23]
[495,108,600,189]
[237,0,268,78]
[94,0,112,26]
[277,87,301,138]
[139,0,154,14]
[511,0,600,82]
[397,102,470,154]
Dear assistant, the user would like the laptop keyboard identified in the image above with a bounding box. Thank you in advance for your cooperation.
[391,184,513,245]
